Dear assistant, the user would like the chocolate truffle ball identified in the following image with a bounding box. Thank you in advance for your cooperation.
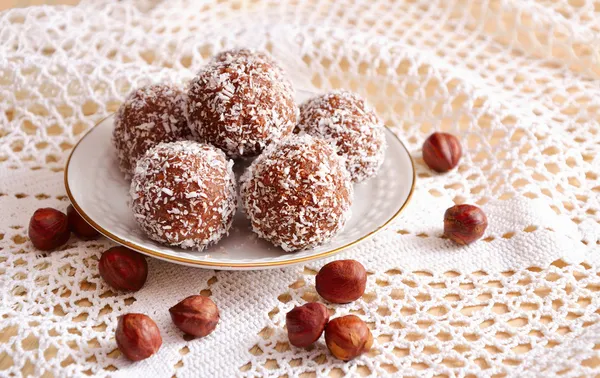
[113,84,191,177]
[186,48,298,159]
[130,141,237,250]
[240,134,353,252]
[296,90,387,182]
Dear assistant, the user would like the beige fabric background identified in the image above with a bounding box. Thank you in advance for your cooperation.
[0,0,78,11]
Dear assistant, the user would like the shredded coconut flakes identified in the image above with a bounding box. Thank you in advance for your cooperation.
[113,83,193,177]
[240,134,353,252]
[296,90,387,182]
[186,48,298,159]
[130,141,237,251]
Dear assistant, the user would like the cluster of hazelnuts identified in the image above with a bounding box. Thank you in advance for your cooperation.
[422,132,489,245]
[116,293,219,362]
[29,205,100,250]
[287,259,372,361]
[28,205,217,361]
[28,205,372,362]
[114,258,374,362]
[28,205,371,362]
[28,196,485,364]
[101,247,219,362]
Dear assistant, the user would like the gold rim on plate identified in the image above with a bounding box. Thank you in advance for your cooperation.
[64,115,416,269]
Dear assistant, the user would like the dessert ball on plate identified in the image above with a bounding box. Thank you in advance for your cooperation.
[241,134,353,252]
[296,90,387,182]
[186,48,298,159]
[130,141,237,251]
[113,84,191,176]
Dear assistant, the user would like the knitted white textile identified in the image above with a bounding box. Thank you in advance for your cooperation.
[1,0,599,377]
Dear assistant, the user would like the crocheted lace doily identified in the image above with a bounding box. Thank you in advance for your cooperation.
[1,1,599,377]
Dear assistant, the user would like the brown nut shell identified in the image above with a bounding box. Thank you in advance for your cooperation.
[325,315,373,360]
[99,247,148,291]
[169,295,219,337]
[67,204,100,239]
[116,313,162,361]
[315,260,367,304]
[286,302,330,347]
[28,208,70,251]
[444,204,488,245]
[422,132,462,173]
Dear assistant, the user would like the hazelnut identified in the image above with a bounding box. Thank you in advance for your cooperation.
[28,208,70,251]
[67,204,99,239]
[422,132,462,173]
[286,302,329,347]
[99,247,148,291]
[116,313,162,361]
[325,315,373,360]
[169,295,219,337]
[444,204,488,245]
[316,260,367,304]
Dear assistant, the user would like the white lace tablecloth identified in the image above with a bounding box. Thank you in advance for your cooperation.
[1,0,600,376]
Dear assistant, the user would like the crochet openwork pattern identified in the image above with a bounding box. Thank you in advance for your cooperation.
[0,0,599,376]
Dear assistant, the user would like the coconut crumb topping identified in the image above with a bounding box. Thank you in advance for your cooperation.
[113,83,192,177]
[296,90,387,182]
[186,48,298,159]
[240,134,353,252]
[130,141,237,251]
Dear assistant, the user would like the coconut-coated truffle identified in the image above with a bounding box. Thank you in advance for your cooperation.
[296,90,387,182]
[113,84,191,176]
[240,134,353,252]
[130,141,237,251]
[186,48,298,159]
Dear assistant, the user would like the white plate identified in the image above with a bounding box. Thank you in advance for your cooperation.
[65,100,415,270]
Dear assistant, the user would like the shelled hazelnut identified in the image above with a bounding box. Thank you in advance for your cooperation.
[28,208,70,251]
[99,246,148,291]
[422,132,462,173]
[169,295,219,337]
[315,260,367,304]
[325,315,373,360]
[444,204,488,245]
[116,313,162,361]
[67,204,99,239]
[286,302,329,347]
